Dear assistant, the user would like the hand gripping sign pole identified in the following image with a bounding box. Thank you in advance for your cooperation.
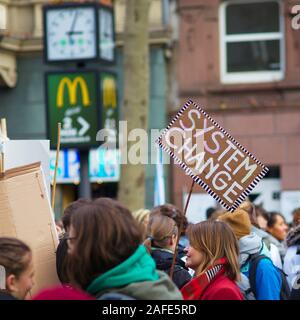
[51,122,61,210]
[169,179,195,279]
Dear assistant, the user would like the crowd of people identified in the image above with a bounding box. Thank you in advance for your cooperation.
[0,198,300,300]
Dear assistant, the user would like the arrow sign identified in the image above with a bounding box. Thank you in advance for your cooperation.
[77,116,90,136]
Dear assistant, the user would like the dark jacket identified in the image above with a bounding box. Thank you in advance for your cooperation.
[177,243,186,259]
[151,248,191,289]
[0,291,17,300]
[290,285,300,300]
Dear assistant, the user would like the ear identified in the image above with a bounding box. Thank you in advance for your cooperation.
[169,234,177,246]
[6,274,18,294]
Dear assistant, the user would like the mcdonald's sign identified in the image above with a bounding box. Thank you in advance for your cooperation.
[57,77,91,108]
[100,72,118,142]
[46,71,100,148]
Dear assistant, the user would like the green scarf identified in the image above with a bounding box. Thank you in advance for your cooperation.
[86,245,159,295]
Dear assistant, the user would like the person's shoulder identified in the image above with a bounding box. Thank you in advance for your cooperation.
[213,275,240,288]
[257,256,275,270]
[204,276,243,300]
[0,292,18,300]
[255,257,281,283]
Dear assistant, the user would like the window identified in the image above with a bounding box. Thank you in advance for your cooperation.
[219,0,284,84]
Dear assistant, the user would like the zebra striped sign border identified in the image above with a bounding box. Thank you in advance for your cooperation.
[156,99,269,212]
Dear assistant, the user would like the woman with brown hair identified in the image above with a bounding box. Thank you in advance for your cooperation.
[66,198,182,300]
[150,204,189,258]
[144,215,191,289]
[0,237,35,300]
[181,220,243,300]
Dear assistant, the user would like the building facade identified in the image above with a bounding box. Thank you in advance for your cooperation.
[174,0,300,222]
[0,0,174,216]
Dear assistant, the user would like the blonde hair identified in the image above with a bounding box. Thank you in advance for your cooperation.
[187,220,240,281]
[144,215,178,253]
[132,209,150,226]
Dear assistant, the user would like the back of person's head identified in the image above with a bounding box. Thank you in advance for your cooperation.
[206,207,215,220]
[255,205,269,230]
[67,198,143,289]
[150,204,188,236]
[144,215,178,253]
[132,208,150,239]
[0,237,34,299]
[239,201,259,227]
[62,198,91,232]
[187,220,240,281]
[218,208,252,239]
[285,224,300,248]
[210,209,226,221]
[132,209,150,226]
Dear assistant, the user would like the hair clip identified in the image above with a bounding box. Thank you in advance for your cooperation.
[148,236,154,242]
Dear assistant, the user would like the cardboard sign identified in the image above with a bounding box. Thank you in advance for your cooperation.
[157,100,269,212]
[0,162,59,296]
[2,140,50,197]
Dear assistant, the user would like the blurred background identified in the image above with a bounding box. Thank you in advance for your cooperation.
[0,0,300,224]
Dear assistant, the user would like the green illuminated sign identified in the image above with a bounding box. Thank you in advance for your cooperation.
[100,72,118,145]
[46,71,99,148]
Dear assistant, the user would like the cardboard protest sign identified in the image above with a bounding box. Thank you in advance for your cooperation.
[2,140,50,197]
[157,100,269,212]
[0,162,59,296]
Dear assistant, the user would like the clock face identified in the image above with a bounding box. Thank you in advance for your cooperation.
[99,7,115,62]
[45,6,97,61]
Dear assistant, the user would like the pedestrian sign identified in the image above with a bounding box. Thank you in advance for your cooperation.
[46,71,100,148]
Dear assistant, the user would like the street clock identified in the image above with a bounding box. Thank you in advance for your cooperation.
[98,5,115,63]
[43,3,98,63]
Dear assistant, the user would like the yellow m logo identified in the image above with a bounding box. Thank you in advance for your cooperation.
[103,77,117,108]
[57,77,91,108]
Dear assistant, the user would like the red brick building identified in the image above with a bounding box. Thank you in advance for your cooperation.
[171,0,300,221]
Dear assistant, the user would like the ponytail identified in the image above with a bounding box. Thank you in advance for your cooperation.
[143,236,153,254]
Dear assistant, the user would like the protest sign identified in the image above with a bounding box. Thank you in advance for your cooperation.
[157,100,269,212]
[2,140,50,197]
[0,162,59,295]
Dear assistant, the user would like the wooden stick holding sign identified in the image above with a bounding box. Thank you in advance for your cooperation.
[51,122,61,210]
[169,180,195,279]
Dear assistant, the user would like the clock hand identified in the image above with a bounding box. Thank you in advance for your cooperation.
[66,31,83,35]
[70,10,78,34]
[68,10,78,44]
